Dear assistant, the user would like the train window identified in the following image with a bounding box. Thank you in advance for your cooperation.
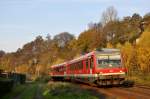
[79,62,81,69]
[73,64,75,70]
[74,64,76,70]
[70,65,72,70]
[90,57,93,69]
[72,64,74,70]
[74,63,77,70]
[78,62,81,69]
[98,59,108,68]
[81,61,83,69]
[82,61,83,69]
[70,64,73,70]
[61,66,65,72]
[74,64,77,70]
[59,67,62,72]
[70,63,76,71]
[72,65,73,70]
[86,60,88,69]
[53,68,56,72]
[57,67,60,72]
[55,68,57,72]
[97,59,121,68]
[77,62,80,70]
[54,68,56,72]
[77,62,80,69]
[59,67,61,72]
[77,61,83,70]
[62,67,63,71]
[64,66,66,71]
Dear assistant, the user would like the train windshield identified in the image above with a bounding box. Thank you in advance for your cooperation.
[97,54,121,68]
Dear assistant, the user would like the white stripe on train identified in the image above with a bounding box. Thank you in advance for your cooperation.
[51,72,125,77]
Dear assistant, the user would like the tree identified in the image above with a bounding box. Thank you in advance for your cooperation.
[77,30,94,53]
[143,12,150,30]
[77,28,106,53]
[88,22,102,29]
[137,47,150,73]
[129,13,142,42]
[53,32,74,48]
[101,6,118,26]
[103,20,128,45]
[143,12,150,22]
[119,13,142,43]
[46,34,51,42]
[122,42,138,76]
[138,31,150,48]
[0,50,5,58]
[131,13,142,22]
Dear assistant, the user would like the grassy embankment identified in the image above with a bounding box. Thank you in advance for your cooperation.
[2,82,38,99]
[42,81,99,99]
[2,81,101,99]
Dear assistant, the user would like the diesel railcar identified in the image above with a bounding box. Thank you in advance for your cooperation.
[50,48,127,86]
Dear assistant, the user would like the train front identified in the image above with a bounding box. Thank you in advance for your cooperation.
[95,49,126,86]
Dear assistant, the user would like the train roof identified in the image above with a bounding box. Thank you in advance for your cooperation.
[68,49,120,64]
[68,51,95,64]
[95,48,120,54]
[51,48,120,68]
[51,62,66,68]
[97,48,120,52]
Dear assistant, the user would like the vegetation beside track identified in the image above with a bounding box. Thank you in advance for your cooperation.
[127,73,150,86]
[2,84,26,99]
[2,82,38,99]
[43,81,99,99]
[2,81,102,99]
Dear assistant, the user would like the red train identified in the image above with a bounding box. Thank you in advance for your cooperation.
[50,48,127,86]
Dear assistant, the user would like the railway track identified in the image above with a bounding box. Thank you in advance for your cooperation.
[134,84,150,90]
[70,81,150,99]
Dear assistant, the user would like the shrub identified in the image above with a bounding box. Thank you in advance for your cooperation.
[0,77,14,97]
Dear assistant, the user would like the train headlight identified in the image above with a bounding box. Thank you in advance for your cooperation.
[120,70,123,73]
[109,64,112,67]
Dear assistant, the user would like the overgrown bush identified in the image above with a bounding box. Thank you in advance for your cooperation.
[121,31,150,85]
[122,44,150,75]
[9,73,26,84]
[0,77,14,97]
[35,76,51,83]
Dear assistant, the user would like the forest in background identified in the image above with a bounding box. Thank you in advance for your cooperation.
[0,6,150,81]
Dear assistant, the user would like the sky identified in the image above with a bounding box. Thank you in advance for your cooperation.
[0,0,150,52]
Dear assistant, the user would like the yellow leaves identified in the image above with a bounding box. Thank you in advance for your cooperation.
[68,39,77,50]
[77,29,105,52]
[137,47,150,72]
[116,43,122,49]
[15,64,29,74]
[106,43,113,48]
[52,58,64,65]
[117,41,149,75]
[121,41,150,74]
[138,32,150,47]
[121,42,139,75]
[146,24,150,32]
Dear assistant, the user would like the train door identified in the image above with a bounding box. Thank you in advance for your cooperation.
[85,55,94,74]
[85,59,89,74]
[89,55,94,74]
